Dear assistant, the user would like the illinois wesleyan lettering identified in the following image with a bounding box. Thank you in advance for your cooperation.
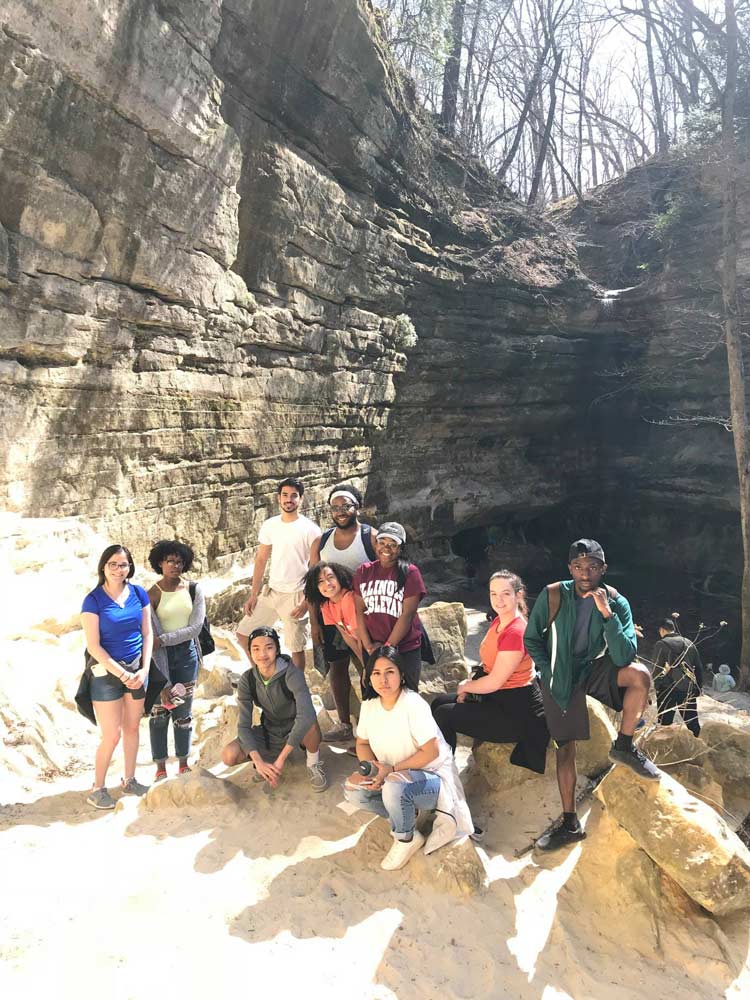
[360,578,405,617]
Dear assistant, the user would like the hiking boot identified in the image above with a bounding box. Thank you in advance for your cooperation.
[87,787,116,810]
[323,723,354,743]
[307,761,328,792]
[608,742,661,781]
[120,776,149,796]
[535,821,586,852]
[381,831,425,871]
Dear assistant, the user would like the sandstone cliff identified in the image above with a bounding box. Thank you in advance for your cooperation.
[1,0,617,570]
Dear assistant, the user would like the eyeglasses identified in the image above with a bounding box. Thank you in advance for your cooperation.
[330,504,356,513]
[163,557,184,565]
[106,561,130,570]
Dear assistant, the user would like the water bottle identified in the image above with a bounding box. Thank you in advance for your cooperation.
[358,760,378,778]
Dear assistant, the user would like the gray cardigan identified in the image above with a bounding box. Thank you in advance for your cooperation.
[150,582,205,676]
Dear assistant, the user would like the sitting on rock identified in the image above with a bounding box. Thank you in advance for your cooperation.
[431,570,549,774]
[524,539,658,851]
[147,539,205,781]
[305,559,364,744]
[713,663,737,694]
[344,645,473,871]
[651,617,703,737]
[221,627,328,792]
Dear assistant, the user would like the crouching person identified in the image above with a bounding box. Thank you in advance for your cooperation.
[222,627,328,792]
[344,645,473,870]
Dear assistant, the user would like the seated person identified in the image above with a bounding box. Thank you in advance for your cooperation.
[344,645,473,871]
[222,627,327,791]
[305,561,364,742]
[431,570,549,775]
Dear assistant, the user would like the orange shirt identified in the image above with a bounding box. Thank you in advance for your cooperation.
[478,615,534,689]
[320,590,358,636]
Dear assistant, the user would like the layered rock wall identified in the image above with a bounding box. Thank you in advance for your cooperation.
[0,0,619,569]
[2,0,746,603]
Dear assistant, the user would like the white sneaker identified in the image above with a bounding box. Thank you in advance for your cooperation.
[381,830,425,871]
[307,760,328,792]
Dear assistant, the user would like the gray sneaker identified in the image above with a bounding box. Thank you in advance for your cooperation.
[87,787,116,810]
[323,723,354,743]
[120,776,149,796]
[608,742,660,781]
[307,761,328,792]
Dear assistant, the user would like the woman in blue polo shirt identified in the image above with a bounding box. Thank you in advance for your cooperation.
[81,544,153,809]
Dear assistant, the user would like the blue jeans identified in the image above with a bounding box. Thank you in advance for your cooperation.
[344,769,441,840]
[149,641,199,761]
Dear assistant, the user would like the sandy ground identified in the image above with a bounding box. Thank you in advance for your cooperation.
[1,520,749,999]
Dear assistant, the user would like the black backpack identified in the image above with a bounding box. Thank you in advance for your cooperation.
[189,582,215,656]
[320,523,377,561]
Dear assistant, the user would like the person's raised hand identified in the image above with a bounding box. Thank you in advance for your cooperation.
[584,587,612,617]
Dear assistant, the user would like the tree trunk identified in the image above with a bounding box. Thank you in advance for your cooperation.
[460,0,484,141]
[642,0,669,152]
[498,36,553,179]
[528,47,563,205]
[721,0,750,687]
[440,0,466,134]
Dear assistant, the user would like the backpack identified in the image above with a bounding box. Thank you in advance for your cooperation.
[188,582,215,656]
[545,581,620,628]
[245,663,294,706]
[320,523,377,561]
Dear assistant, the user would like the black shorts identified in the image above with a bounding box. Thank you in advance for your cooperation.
[322,623,349,663]
[541,654,625,744]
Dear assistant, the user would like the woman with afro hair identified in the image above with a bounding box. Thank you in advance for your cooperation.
[147,540,206,780]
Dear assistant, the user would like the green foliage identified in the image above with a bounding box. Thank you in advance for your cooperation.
[392,313,418,349]
[682,108,722,149]
[650,191,692,248]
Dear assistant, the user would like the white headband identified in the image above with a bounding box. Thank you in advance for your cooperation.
[330,491,358,505]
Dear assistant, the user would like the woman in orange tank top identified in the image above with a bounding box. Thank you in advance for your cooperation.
[431,570,549,775]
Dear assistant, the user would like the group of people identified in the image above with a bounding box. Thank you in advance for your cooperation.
[81,475,699,868]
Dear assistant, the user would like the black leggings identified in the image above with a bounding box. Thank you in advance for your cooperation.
[431,682,549,772]
[656,685,700,738]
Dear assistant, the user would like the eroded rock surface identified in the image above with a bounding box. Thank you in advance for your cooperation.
[596,766,750,915]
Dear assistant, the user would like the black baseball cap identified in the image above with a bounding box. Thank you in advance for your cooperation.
[568,538,605,563]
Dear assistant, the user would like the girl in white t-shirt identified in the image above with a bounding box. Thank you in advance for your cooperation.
[344,645,473,870]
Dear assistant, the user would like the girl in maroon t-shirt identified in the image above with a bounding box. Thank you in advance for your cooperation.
[352,522,426,688]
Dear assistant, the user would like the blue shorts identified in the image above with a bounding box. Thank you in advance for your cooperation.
[90,667,147,703]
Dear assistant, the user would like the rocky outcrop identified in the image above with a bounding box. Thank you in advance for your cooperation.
[596,766,750,915]
[0,0,617,576]
[418,601,469,695]
[144,766,240,809]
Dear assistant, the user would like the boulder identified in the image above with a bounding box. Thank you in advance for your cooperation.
[196,661,235,699]
[348,817,484,896]
[640,727,709,768]
[143,767,240,810]
[465,742,544,797]
[574,698,618,777]
[701,720,750,785]
[419,602,469,696]
[195,699,239,767]
[596,766,750,915]
[205,580,252,627]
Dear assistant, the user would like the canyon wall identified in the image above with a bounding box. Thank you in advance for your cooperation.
[1,0,746,624]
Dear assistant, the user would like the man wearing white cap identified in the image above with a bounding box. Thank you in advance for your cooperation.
[309,484,378,742]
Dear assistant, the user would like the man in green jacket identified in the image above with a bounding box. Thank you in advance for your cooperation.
[524,539,658,851]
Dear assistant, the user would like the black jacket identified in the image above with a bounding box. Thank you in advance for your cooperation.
[651,635,703,693]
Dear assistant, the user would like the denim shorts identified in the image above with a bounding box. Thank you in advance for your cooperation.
[90,663,147,702]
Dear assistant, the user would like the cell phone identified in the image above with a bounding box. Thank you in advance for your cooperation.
[170,696,185,707]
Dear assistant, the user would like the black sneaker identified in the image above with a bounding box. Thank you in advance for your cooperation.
[608,742,660,781]
[535,820,586,852]
[469,825,485,843]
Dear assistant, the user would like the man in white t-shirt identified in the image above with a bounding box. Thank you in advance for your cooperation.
[237,477,321,670]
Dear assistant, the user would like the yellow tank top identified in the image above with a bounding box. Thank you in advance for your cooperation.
[156,586,192,632]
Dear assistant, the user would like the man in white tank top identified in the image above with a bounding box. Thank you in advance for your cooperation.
[309,484,378,743]
[309,484,378,573]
